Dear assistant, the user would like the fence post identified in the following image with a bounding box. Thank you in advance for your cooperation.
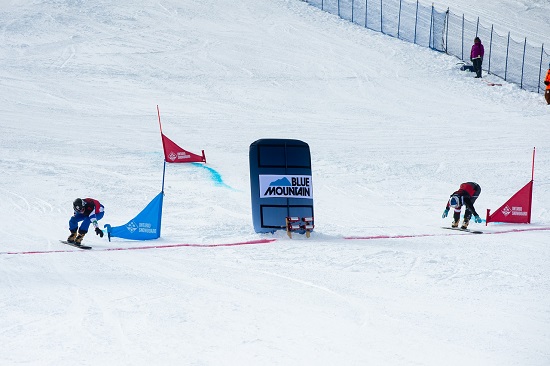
[537,43,550,94]
[338,0,340,17]
[461,14,464,60]
[520,37,527,90]
[429,5,434,49]
[414,0,419,44]
[397,0,403,39]
[380,0,383,33]
[475,17,479,36]
[364,0,368,29]
[505,32,510,81]
[488,24,494,74]
[351,0,355,23]
[321,0,324,11]
[444,8,449,53]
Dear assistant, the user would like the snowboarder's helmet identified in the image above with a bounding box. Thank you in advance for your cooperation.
[73,198,85,213]
[449,195,460,208]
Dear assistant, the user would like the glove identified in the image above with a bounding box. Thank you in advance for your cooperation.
[474,216,482,223]
[95,227,104,238]
[442,209,449,218]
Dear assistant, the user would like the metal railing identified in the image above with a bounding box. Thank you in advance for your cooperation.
[305,0,550,93]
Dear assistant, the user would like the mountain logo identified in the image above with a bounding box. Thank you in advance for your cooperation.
[269,177,291,187]
[259,175,313,199]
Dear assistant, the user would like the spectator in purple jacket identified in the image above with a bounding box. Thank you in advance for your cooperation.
[470,37,485,78]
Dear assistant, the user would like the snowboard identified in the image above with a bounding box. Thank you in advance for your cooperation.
[442,227,483,234]
[59,240,92,250]
[481,78,502,86]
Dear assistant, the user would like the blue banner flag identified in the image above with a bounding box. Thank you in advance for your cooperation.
[104,192,164,241]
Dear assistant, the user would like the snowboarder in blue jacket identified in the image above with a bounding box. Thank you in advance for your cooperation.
[68,198,104,245]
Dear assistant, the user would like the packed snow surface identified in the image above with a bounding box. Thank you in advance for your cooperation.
[0,0,549,365]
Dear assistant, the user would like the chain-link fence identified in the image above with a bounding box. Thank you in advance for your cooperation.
[305,0,550,94]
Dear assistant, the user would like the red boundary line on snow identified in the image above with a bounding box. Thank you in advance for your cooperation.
[345,233,440,240]
[0,239,276,255]
[484,227,550,234]
[345,226,550,240]
[3,227,549,254]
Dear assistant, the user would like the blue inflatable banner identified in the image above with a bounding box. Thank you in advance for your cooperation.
[104,192,164,241]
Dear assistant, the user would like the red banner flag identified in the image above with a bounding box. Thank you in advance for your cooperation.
[157,105,206,164]
[486,180,533,224]
[161,133,206,163]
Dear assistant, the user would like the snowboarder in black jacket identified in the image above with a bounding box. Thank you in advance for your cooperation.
[442,182,482,229]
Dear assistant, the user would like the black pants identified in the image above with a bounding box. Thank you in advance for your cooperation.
[545,89,550,105]
[464,183,481,221]
[453,183,481,222]
[472,58,483,78]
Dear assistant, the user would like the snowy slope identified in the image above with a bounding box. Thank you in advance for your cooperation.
[432,0,550,45]
[0,0,549,365]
